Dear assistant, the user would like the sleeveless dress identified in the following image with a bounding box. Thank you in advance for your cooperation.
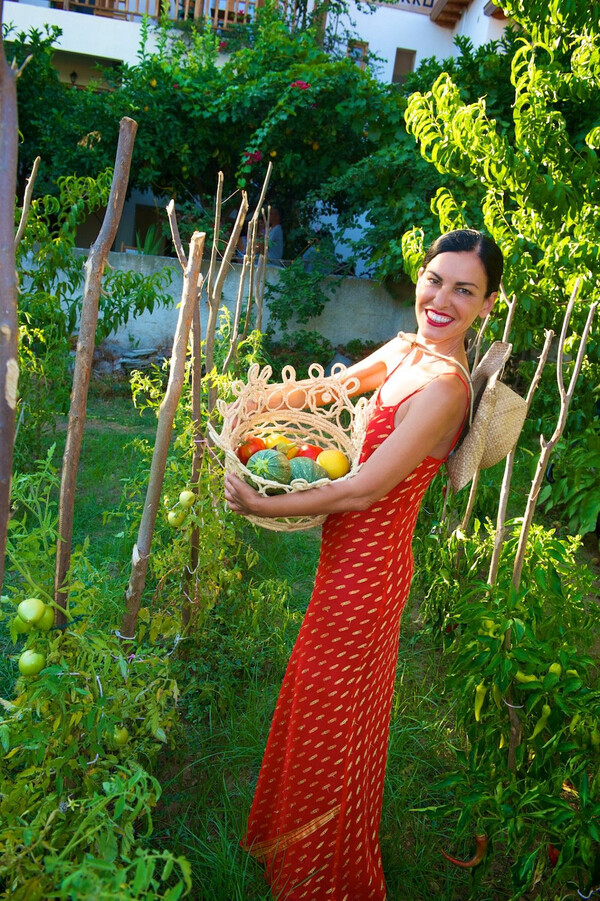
[241,365,469,900]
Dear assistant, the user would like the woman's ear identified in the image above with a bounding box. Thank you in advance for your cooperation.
[481,291,497,318]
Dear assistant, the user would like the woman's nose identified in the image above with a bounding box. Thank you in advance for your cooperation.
[433,285,452,307]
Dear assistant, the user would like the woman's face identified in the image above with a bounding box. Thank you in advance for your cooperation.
[415,250,497,346]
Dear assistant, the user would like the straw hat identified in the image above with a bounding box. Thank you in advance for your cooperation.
[446,342,528,493]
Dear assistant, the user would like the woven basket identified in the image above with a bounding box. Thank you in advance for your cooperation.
[209,362,369,531]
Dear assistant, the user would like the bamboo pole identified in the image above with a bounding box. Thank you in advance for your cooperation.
[120,231,206,640]
[182,292,203,631]
[54,117,137,626]
[0,19,19,590]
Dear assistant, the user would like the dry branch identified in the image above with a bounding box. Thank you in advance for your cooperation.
[166,198,187,269]
[487,329,553,586]
[0,27,19,590]
[512,284,596,589]
[182,293,203,630]
[54,117,137,625]
[14,156,40,249]
[121,231,206,640]
[204,194,248,412]
[460,287,519,533]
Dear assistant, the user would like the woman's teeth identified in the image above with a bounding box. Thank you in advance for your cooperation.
[427,310,453,324]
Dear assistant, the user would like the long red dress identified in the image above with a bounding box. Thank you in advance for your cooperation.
[242,368,469,900]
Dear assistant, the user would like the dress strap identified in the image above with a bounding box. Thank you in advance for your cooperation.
[396,332,473,427]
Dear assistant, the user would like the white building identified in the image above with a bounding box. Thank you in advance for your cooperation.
[4,0,508,88]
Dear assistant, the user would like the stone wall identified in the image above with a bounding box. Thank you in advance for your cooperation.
[100,251,417,359]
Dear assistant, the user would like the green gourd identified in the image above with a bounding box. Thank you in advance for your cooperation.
[289,456,330,483]
[245,449,292,484]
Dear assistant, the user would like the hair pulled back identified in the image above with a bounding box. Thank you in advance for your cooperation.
[423,229,503,297]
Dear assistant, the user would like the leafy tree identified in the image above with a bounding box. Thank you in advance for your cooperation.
[15,171,173,464]
[314,32,519,280]
[402,0,600,379]
[6,4,398,257]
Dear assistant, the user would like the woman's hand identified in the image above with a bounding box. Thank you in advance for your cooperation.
[225,473,264,517]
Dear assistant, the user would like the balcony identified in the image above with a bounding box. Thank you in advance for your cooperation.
[48,0,265,27]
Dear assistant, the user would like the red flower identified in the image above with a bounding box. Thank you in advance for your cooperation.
[219,40,228,51]
[243,149,263,164]
[173,82,179,90]
[291,79,311,90]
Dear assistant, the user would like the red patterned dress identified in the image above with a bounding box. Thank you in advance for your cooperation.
[242,370,469,900]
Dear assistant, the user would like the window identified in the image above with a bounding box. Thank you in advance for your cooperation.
[347,40,369,70]
[392,48,416,86]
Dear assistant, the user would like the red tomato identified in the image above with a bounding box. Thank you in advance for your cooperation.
[295,444,322,461]
[236,436,266,464]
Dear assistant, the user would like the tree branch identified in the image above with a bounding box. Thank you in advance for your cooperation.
[14,155,40,249]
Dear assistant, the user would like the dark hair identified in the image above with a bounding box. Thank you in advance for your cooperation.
[422,229,503,296]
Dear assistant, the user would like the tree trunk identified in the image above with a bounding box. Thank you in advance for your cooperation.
[0,21,19,590]
[121,231,206,640]
[54,117,137,625]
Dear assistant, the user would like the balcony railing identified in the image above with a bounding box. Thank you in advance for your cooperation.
[51,0,265,27]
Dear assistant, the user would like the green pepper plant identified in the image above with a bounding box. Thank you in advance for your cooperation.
[419,518,600,898]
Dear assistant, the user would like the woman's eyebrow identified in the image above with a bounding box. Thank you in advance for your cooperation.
[427,267,479,288]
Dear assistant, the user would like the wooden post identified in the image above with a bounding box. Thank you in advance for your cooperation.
[0,15,19,590]
[120,231,206,640]
[54,117,137,625]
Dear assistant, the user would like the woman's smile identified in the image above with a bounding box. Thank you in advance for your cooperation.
[425,309,455,326]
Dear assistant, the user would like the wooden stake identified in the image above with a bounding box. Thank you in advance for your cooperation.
[0,21,19,590]
[54,117,137,626]
[120,231,206,640]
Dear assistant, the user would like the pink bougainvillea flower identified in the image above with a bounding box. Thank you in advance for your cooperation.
[219,40,228,51]
[291,79,311,90]
[243,150,263,164]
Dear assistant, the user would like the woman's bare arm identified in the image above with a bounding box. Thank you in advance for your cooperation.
[225,373,465,518]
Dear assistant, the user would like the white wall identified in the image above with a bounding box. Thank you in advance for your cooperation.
[90,253,417,355]
[341,0,506,83]
[457,0,507,47]
[4,1,154,66]
[346,4,457,82]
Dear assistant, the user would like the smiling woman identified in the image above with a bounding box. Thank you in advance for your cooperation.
[225,229,503,900]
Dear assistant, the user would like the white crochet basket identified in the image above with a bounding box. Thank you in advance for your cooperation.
[209,363,369,531]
